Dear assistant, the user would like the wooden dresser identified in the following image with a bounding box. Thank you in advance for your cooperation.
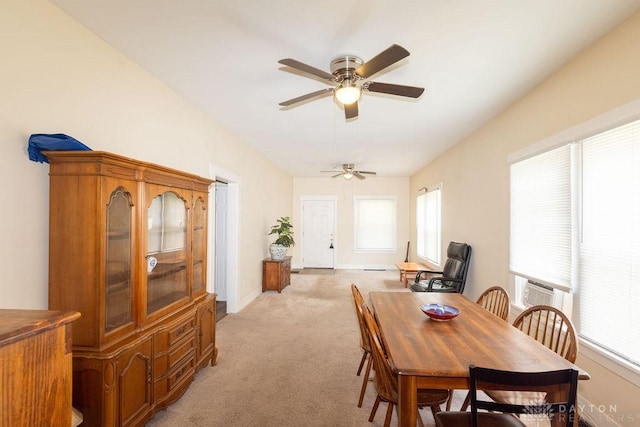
[45,151,217,426]
[262,256,291,293]
[0,309,80,427]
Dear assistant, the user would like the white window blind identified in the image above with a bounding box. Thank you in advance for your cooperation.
[354,197,396,252]
[578,119,640,365]
[417,187,441,264]
[510,144,573,291]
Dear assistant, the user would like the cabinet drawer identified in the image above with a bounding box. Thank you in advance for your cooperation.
[154,316,195,352]
[169,355,195,389]
[154,353,195,399]
[154,335,196,376]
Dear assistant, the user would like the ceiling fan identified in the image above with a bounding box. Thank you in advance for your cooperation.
[278,44,424,119]
[321,164,377,180]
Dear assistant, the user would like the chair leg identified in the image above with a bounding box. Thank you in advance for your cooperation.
[357,350,367,376]
[369,396,382,422]
[430,404,441,417]
[460,391,471,411]
[445,389,453,411]
[358,353,372,407]
[383,403,394,427]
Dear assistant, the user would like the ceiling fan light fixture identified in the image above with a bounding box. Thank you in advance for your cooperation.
[343,172,354,180]
[335,81,361,105]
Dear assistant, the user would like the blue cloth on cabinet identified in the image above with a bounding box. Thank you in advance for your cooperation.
[28,133,91,163]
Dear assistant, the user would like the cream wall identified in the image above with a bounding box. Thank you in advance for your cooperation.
[410,11,640,426]
[292,177,410,270]
[0,0,291,311]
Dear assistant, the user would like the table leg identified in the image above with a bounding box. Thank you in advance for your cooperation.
[547,390,579,427]
[397,374,417,427]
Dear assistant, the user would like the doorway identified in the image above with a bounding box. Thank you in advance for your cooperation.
[301,198,336,268]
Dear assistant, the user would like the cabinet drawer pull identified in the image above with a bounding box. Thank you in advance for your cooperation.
[175,365,187,380]
[175,324,188,337]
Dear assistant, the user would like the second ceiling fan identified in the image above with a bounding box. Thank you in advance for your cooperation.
[278,44,424,119]
[322,164,376,180]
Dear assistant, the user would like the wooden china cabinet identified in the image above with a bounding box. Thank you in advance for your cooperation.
[46,151,217,427]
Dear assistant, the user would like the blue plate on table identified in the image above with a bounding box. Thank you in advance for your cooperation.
[421,304,460,321]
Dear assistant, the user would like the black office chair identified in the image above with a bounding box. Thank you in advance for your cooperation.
[409,242,471,293]
[435,365,579,427]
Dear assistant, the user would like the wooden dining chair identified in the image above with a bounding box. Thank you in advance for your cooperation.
[476,286,510,321]
[362,304,450,427]
[459,286,511,410]
[483,305,579,412]
[350,284,372,408]
[512,305,578,362]
[435,365,579,427]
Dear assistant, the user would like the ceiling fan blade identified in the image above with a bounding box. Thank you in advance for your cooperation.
[278,58,335,81]
[354,172,366,180]
[279,88,334,107]
[355,44,410,79]
[345,101,358,119]
[331,173,343,178]
[365,81,424,98]
[356,170,377,175]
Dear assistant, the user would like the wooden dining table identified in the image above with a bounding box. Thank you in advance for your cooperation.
[369,292,589,427]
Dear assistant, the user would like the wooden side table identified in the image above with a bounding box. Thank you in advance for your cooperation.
[262,256,291,293]
[395,262,428,287]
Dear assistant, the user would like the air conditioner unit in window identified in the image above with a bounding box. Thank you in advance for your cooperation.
[522,280,556,307]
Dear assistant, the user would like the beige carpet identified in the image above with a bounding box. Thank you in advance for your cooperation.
[146,269,466,426]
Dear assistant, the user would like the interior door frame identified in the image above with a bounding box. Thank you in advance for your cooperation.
[300,196,337,269]
[214,180,228,302]
[208,164,240,313]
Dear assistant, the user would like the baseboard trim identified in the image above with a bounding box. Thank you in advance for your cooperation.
[577,394,623,427]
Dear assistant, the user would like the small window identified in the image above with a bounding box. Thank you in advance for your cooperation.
[354,197,396,252]
[417,185,441,265]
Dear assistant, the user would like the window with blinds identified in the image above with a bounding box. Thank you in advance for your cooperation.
[509,117,640,368]
[578,120,640,366]
[353,197,396,252]
[417,186,441,265]
[510,145,573,292]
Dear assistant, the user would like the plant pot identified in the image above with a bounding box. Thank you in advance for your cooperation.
[269,243,288,261]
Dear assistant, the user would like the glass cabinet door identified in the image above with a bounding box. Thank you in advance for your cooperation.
[192,195,206,295]
[105,188,134,333]
[146,191,189,315]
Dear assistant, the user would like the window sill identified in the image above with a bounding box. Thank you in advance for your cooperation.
[416,256,440,269]
[579,338,640,388]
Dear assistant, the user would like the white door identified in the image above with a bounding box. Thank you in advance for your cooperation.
[302,199,335,268]
[214,181,228,301]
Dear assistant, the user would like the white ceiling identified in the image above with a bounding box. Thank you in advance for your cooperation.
[50,0,640,178]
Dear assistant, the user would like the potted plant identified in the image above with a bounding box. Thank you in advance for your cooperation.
[268,216,295,260]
